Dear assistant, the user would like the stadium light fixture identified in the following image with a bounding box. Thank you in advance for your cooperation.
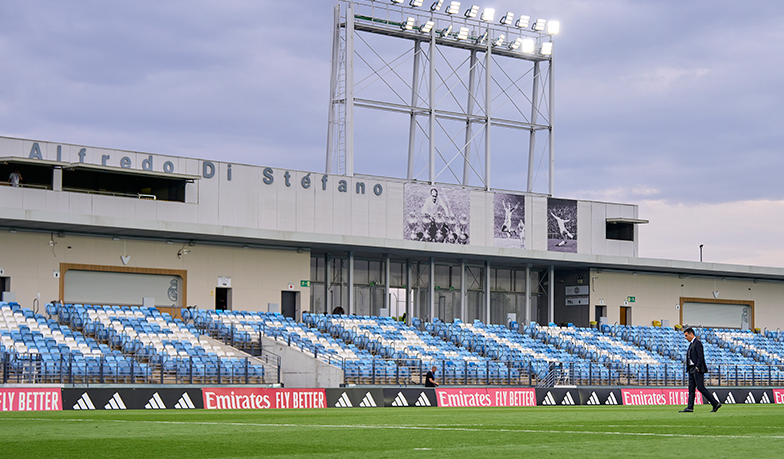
[402,17,415,30]
[456,26,470,40]
[440,24,453,37]
[532,18,547,31]
[420,20,435,33]
[515,15,530,28]
[431,0,444,11]
[541,41,553,55]
[391,0,404,4]
[509,37,523,50]
[500,12,514,25]
[476,30,488,43]
[410,0,424,5]
[521,38,535,53]
[492,34,505,47]
[481,8,495,22]
[465,5,479,18]
[547,20,560,35]
[446,1,461,14]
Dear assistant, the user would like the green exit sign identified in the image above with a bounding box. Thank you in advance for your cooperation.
[627,296,636,303]
[300,280,310,288]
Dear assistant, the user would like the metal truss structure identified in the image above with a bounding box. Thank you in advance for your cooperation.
[326,0,557,194]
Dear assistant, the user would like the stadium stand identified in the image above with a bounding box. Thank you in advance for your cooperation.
[3,300,784,387]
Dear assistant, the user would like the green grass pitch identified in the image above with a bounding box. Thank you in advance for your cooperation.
[1,405,782,458]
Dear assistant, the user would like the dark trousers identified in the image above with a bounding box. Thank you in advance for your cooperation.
[687,368,716,409]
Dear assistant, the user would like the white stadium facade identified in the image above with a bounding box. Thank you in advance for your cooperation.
[1,134,783,331]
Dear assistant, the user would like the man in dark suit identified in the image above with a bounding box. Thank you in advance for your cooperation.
[680,327,721,412]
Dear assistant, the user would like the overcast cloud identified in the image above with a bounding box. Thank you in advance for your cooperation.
[1,1,783,267]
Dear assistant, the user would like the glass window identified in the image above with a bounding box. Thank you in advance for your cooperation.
[390,262,405,287]
[354,260,369,285]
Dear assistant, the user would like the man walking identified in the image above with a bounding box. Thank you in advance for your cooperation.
[425,366,438,387]
[680,327,721,413]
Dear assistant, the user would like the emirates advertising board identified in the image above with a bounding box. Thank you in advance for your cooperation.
[0,387,62,412]
[202,388,326,410]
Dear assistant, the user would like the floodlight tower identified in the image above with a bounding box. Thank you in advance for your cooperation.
[325,0,558,195]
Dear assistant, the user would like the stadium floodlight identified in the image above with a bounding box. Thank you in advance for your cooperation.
[456,26,470,40]
[431,0,444,11]
[509,37,523,50]
[480,8,495,22]
[391,0,404,4]
[521,38,535,53]
[410,0,424,6]
[492,34,505,47]
[500,12,514,25]
[476,30,488,43]
[547,20,560,35]
[532,18,547,31]
[465,5,479,18]
[541,41,553,55]
[446,1,461,14]
[515,15,530,28]
[420,20,435,33]
[402,17,416,30]
[440,24,453,37]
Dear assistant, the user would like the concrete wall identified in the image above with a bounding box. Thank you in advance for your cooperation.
[0,231,310,314]
[0,136,639,257]
[261,336,344,388]
[590,270,784,329]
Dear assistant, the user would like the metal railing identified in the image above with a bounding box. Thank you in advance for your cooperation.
[0,352,280,386]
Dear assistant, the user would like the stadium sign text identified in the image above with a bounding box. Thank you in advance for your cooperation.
[202,388,326,410]
[0,388,62,412]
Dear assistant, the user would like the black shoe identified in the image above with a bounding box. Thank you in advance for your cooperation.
[711,404,722,413]
[679,408,693,412]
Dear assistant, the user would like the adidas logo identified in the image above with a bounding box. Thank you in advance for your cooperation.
[104,392,127,410]
[587,391,601,405]
[760,393,771,404]
[723,392,736,404]
[335,392,353,408]
[359,392,377,408]
[745,393,756,404]
[542,391,557,405]
[606,392,618,405]
[174,393,196,409]
[73,392,95,410]
[145,392,166,410]
[415,392,431,407]
[391,392,409,407]
[561,392,576,405]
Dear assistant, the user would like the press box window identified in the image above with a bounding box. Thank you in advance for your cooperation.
[606,222,634,241]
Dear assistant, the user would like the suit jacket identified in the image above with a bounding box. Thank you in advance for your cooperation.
[686,338,709,373]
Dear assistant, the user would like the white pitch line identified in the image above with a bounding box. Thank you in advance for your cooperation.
[2,418,784,440]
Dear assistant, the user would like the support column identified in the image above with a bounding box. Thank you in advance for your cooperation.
[325,254,331,314]
[428,27,436,184]
[525,265,531,325]
[548,57,554,196]
[384,255,391,314]
[484,30,492,191]
[460,260,466,321]
[429,257,435,321]
[345,2,355,177]
[484,261,491,324]
[526,61,540,192]
[548,265,555,324]
[463,50,477,186]
[348,252,354,314]
[325,4,341,174]
[405,259,412,324]
[407,40,422,180]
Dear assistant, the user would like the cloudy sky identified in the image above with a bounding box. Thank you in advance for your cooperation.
[1,1,783,267]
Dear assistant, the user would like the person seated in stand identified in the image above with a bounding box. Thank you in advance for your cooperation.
[332,306,345,315]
